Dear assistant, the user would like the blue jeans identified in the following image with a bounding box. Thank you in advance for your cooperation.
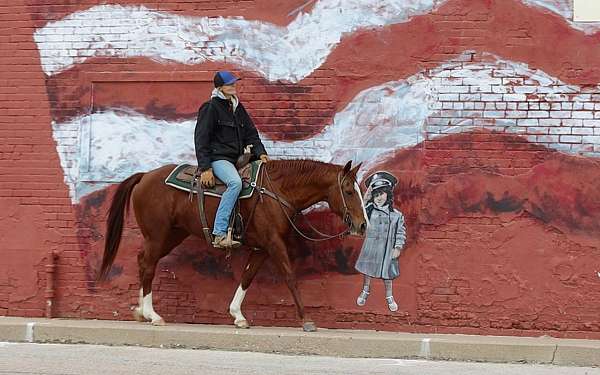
[211,160,242,236]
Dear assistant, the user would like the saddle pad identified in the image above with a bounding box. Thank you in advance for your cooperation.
[164,161,262,199]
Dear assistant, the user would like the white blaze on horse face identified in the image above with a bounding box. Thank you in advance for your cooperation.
[229,285,247,325]
[355,181,369,226]
[142,292,163,323]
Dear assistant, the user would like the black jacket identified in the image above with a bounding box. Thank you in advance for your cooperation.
[194,97,267,172]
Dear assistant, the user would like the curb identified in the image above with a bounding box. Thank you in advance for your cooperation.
[1,317,598,367]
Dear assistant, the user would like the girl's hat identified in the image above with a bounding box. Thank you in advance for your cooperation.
[365,171,398,191]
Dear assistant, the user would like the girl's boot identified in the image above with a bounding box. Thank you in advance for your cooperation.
[386,296,398,312]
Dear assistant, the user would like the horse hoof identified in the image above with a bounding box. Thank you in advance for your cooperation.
[151,318,166,326]
[132,308,146,322]
[303,321,317,332]
[235,320,250,329]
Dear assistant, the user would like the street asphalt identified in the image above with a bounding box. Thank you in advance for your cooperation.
[1,342,599,375]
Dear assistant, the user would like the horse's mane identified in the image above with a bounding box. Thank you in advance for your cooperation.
[265,159,340,190]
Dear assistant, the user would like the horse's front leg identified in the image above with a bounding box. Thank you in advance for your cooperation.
[268,237,316,332]
[229,249,269,328]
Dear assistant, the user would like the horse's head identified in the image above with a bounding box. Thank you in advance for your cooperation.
[327,161,368,237]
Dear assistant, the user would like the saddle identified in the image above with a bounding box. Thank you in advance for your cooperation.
[164,157,264,248]
[165,162,259,199]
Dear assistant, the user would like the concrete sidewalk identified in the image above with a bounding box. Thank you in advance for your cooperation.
[0,316,598,367]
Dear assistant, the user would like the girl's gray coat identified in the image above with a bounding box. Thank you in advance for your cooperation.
[355,204,406,279]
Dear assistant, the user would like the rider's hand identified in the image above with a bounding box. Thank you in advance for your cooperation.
[200,169,215,188]
[392,248,401,259]
[260,154,270,163]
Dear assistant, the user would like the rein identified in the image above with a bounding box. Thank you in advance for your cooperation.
[252,165,352,242]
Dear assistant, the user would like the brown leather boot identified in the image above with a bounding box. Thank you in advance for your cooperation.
[212,234,241,249]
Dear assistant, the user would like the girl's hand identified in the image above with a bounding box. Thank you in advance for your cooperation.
[392,248,401,259]
[364,186,372,201]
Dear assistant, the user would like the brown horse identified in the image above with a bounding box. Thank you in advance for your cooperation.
[98,159,368,331]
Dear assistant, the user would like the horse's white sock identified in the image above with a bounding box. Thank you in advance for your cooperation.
[142,292,163,322]
[229,285,247,324]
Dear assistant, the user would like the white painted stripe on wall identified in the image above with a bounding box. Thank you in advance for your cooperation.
[33,0,446,79]
[52,53,600,202]
[53,75,429,202]
[33,1,600,81]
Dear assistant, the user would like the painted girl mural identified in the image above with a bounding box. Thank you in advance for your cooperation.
[355,171,406,312]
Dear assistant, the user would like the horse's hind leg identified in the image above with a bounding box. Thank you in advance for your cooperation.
[229,249,269,328]
[132,251,146,322]
[132,229,188,325]
[140,241,165,325]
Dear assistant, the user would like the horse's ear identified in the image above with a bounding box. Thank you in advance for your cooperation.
[350,162,362,177]
[343,160,352,175]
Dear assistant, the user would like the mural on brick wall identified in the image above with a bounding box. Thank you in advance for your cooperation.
[33,0,600,203]
[23,0,600,331]
[355,171,406,312]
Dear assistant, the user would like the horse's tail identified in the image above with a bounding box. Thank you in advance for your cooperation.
[98,172,145,282]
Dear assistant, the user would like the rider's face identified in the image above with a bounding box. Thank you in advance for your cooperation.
[220,83,237,96]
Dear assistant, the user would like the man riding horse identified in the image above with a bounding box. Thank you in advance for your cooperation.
[194,71,270,249]
[98,70,369,330]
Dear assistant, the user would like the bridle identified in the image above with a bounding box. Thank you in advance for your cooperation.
[336,170,353,229]
[246,165,358,242]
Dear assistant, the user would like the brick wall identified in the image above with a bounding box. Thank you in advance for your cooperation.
[425,54,600,156]
[1,0,600,338]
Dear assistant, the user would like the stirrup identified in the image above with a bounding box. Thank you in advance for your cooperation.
[212,237,241,249]
[212,229,241,249]
[226,227,241,248]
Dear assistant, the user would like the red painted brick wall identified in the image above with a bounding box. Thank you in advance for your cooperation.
[1,0,600,338]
